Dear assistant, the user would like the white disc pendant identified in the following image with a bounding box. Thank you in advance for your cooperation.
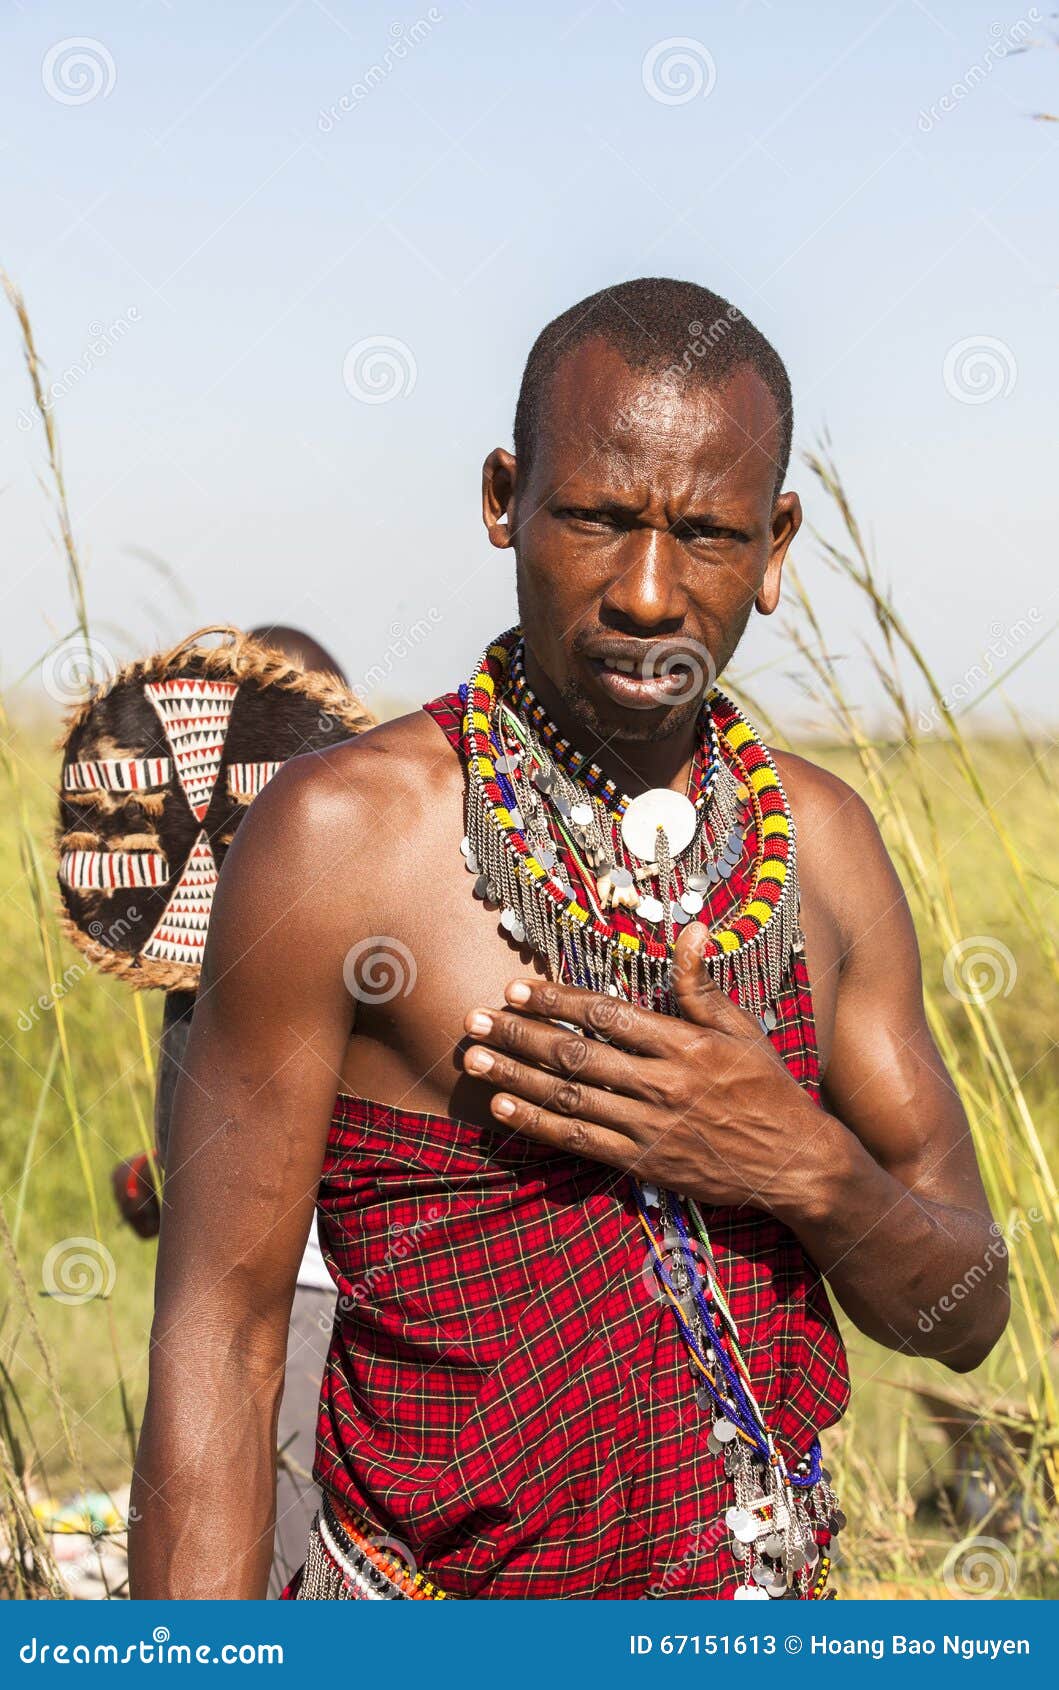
[621,788,697,862]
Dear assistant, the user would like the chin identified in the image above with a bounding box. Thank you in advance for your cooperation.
[560,677,703,746]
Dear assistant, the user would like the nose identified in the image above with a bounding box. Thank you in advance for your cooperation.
[600,529,686,633]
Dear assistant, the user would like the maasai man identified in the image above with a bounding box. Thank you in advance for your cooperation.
[130,279,1007,1602]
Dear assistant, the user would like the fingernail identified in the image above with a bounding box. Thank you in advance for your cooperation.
[466,1048,494,1074]
[467,1011,493,1035]
[493,1096,516,1117]
[506,982,532,1005]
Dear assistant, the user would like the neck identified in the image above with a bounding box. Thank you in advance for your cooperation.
[521,645,698,800]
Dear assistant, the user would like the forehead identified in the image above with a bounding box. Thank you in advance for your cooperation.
[530,338,782,502]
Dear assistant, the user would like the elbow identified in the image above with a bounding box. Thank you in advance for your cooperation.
[939,1285,1011,1374]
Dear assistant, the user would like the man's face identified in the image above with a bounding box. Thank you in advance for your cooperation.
[483,338,800,745]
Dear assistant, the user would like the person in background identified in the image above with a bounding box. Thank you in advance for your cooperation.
[111,622,345,1596]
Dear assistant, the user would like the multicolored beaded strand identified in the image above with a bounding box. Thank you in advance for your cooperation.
[456,629,842,1599]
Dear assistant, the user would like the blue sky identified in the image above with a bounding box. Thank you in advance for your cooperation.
[1,0,1056,726]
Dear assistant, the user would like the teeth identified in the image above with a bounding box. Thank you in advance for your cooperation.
[603,658,640,674]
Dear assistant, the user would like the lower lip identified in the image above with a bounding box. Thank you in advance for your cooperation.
[589,660,693,709]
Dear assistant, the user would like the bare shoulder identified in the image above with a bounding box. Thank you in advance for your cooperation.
[239,708,459,838]
[771,746,906,960]
[212,709,462,929]
[771,747,879,844]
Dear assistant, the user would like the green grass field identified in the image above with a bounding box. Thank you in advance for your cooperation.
[2,716,1056,1597]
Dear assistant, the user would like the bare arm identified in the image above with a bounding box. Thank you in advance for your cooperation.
[778,782,1009,1370]
[128,754,362,1599]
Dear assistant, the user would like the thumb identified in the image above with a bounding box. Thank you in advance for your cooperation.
[671,923,751,1035]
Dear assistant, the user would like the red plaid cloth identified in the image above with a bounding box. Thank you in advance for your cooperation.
[307,693,849,1599]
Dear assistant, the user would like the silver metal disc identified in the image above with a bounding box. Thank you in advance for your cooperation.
[620,788,697,861]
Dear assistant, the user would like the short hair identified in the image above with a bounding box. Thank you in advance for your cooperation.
[513,277,792,495]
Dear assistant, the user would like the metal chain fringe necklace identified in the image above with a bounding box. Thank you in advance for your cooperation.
[457,629,844,1600]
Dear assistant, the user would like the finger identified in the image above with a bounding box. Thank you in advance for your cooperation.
[502,978,682,1055]
[671,924,764,1038]
[463,1007,660,1102]
[462,1040,652,1138]
[486,1088,645,1175]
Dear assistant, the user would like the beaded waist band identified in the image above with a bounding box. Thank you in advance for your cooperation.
[293,1494,450,1600]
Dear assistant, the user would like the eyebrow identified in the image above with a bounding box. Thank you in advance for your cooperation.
[556,496,749,533]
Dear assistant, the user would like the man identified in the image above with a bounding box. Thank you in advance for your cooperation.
[129,279,1007,1602]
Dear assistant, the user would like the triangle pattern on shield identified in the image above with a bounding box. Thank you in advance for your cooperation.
[144,677,238,821]
[141,833,219,967]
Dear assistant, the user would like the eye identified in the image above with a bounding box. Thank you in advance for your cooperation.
[227,761,284,801]
[59,847,169,889]
[559,506,621,529]
[63,757,171,795]
[669,519,747,545]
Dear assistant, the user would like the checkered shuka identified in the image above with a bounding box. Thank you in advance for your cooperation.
[304,693,850,1599]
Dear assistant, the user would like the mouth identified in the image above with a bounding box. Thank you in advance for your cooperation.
[585,646,705,711]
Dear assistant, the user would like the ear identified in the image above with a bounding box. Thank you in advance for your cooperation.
[755,490,802,616]
[482,447,518,550]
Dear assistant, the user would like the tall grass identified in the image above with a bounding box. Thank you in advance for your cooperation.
[0,294,1055,1598]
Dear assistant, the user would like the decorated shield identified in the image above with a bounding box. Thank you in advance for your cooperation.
[56,625,372,991]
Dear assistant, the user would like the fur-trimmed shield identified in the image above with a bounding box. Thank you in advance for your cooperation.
[56,625,373,991]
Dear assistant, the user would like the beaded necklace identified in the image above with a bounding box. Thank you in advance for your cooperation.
[462,631,800,1016]
[457,629,841,1598]
[505,640,723,813]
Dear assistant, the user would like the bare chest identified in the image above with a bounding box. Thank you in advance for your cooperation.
[337,774,844,1119]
